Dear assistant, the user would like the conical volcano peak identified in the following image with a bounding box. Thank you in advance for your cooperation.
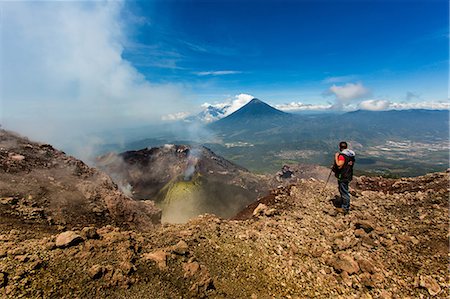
[248,98,263,104]
[208,97,291,130]
[232,97,287,117]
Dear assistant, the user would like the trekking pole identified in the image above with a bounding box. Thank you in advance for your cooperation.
[321,167,333,195]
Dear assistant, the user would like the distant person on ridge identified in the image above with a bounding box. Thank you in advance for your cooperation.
[332,141,356,214]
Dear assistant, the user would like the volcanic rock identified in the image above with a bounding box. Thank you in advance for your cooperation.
[183,261,201,277]
[358,258,377,274]
[88,265,105,280]
[119,261,136,275]
[253,203,268,216]
[419,275,441,296]
[55,231,83,248]
[355,220,375,233]
[142,250,167,270]
[81,227,99,240]
[171,240,189,255]
[330,253,360,274]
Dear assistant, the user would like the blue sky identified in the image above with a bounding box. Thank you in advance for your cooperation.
[1,0,448,149]
[122,0,449,107]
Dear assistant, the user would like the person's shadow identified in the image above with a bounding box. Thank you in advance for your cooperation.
[331,195,342,208]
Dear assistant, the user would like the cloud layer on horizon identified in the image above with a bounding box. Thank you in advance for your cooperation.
[358,99,450,111]
[274,102,332,111]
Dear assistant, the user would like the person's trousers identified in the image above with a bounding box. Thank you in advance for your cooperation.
[338,180,350,212]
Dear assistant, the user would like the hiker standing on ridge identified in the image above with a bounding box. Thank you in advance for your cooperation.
[332,141,356,214]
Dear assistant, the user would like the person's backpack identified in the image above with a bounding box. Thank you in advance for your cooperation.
[333,149,356,182]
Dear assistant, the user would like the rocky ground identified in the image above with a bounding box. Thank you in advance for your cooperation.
[0,129,448,298]
[0,129,161,231]
[1,167,448,298]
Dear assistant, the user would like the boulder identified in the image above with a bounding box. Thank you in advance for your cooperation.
[419,275,441,296]
[55,231,83,248]
[171,240,189,255]
[10,154,25,161]
[142,250,167,270]
[88,265,105,280]
[183,261,201,277]
[355,220,375,233]
[358,258,377,274]
[331,254,360,274]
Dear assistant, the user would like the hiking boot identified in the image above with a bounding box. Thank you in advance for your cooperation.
[335,208,348,215]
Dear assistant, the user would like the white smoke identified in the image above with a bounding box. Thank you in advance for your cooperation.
[184,148,201,181]
[0,1,191,157]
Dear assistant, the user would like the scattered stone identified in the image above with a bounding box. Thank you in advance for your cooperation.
[253,203,268,216]
[88,265,105,280]
[189,265,215,296]
[355,221,375,233]
[396,234,413,244]
[358,258,376,274]
[331,254,360,274]
[265,208,277,216]
[360,272,375,288]
[10,154,25,161]
[378,290,392,299]
[183,261,200,277]
[354,228,366,238]
[171,240,189,255]
[45,241,56,250]
[81,227,99,240]
[111,269,127,287]
[142,250,167,270]
[0,197,18,205]
[119,262,136,275]
[55,231,83,248]
[419,275,441,296]
[340,271,352,287]
[30,259,43,270]
[14,255,29,263]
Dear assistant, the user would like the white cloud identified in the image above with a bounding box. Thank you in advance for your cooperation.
[358,100,391,111]
[194,70,242,76]
[203,93,254,116]
[358,99,450,111]
[1,1,190,151]
[328,82,370,102]
[275,102,332,111]
[388,101,450,110]
[161,112,190,121]
[225,94,254,115]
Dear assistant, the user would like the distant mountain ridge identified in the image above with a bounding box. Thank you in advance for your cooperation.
[209,98,448,143]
